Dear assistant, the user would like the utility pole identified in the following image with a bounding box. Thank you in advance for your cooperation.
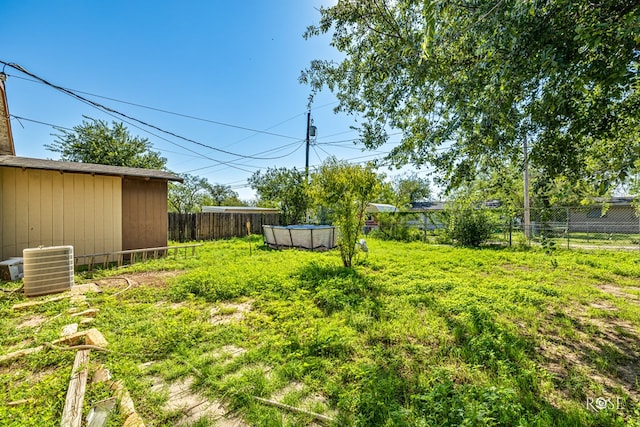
[523,133,530,239]
[305,110,311,184]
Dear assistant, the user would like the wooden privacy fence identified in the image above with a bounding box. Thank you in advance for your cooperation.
[168,212,280,242]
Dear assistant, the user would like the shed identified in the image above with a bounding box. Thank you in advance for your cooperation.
[0,155,182,260]
[363,203,399,231]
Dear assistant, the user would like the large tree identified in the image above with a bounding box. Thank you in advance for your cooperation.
[378,173,430,209]
[248,167,310,225]
[47,118,166,169]
[302,0,640,200]
[203,183,244,206]
[168,173,210,214]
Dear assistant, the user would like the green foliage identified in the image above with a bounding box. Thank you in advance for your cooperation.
[540,232,559,268]
[2,239,640,425]
[444,205,495,247]
[169,175,243,214]
[302,0,640,200]
[168,173,211,214]
[371,213,425,242]
[377,173,431,209]
[46,117,166,169]
[249,167,309,225]
[201,183,244,207]
[310,157,380,267]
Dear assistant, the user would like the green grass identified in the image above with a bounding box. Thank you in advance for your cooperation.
[1,237,640,426]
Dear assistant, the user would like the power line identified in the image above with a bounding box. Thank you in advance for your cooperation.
[10,111,306,175]
[182,141,305,174]
[4,72,301,141]
[1,61,300,161]
[10,115,73,132]
[7,72,346,151]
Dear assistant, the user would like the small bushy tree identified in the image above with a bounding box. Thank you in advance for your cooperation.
[202,183,244,206]
[311,157,380,267]
[444,198,494,247]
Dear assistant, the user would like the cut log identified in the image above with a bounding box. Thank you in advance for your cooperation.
[52,328,108,348]
[123,413,146,427]
[60,350,90,427]
[92,366,112,384]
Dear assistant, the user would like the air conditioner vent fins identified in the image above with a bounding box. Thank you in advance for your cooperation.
[23,246,74,297]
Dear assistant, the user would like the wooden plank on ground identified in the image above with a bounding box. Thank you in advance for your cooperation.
[12,295,70,310]
[0,345,45,365]
[60,349,90,427]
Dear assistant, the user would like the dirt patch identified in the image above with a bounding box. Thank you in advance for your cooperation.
[95,270,184,290]
[151,376,247,426]
[16,315,47,329]
[598,284,640,304]
[537,304,640,402]
[588,301,619,311]
[210,301,253,325]
[271,381,305,401]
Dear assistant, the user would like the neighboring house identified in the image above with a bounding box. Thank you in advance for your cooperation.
[567,197,639,234]
[364,203,398,231]
[0,156,182,261]
[410,201,447,230]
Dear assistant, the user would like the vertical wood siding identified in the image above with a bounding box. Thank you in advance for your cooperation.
[121,178,168,250]
[0,168,122,259]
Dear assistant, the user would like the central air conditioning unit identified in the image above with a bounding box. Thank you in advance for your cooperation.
[22,246,74,297]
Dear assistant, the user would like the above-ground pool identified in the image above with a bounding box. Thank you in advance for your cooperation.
[263,225,337,250]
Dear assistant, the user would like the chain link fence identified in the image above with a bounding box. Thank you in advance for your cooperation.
[399,204,640,250]
[524,205,640,249]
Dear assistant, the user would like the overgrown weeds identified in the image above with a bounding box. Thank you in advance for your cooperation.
[1,237,639,426]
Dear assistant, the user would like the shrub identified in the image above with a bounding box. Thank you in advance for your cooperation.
[445,207,494,247]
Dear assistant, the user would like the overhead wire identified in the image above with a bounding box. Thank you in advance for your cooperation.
[0,61,300,161]
[4,72,300,142]
[10,115,73,132]
[15,111,305,173]
[5,62,428,190]
[4,65,320,180]
[7,72,345,153]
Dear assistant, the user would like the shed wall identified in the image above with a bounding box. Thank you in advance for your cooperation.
[0,167,122,259]
[121,177,168,250]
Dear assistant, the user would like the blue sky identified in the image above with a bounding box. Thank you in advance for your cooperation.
[2,1,407,200]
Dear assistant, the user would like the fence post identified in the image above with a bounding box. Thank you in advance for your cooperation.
[566,207,570,249]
